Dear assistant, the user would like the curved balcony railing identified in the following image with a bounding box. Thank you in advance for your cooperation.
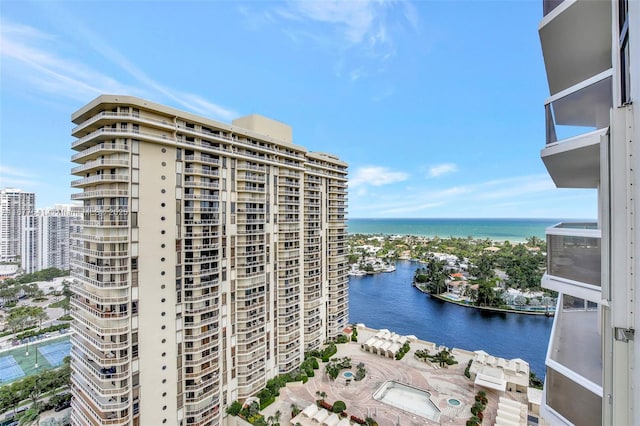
[71,143,129,162]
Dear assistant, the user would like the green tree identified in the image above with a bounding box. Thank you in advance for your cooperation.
[526,236,545,250]
[471,254,495,282]
[475,282,503,307]
[332,401,346,413]
[431,349,457,368]
[226,400,242,416]
[0,383,23,415]
[0,285,19,304]
[529,372,544,389]
[415,258,447,294]
[7,306,48,334]
[25,375,45,404]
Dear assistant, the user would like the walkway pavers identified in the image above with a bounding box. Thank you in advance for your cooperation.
[261,329,520,425]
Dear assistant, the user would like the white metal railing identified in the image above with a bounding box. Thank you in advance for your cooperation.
[71,143,129,161]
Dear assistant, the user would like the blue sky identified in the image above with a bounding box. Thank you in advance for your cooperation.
[0,1,596,218]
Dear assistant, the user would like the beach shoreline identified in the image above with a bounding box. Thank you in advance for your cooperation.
[347,217,565,242]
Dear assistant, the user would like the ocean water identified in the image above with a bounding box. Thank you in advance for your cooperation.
[347,218,565,242]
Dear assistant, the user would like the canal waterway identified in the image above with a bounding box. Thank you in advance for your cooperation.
[348,260,552,378]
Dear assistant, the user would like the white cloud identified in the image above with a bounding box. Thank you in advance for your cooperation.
[473,176,555,200]
[349,174,564,217]
[0,22,134,101]
[272,0,417,71]
[401,2,420,31]
[0,18,237,121]
[349,166,409,188]
[428,163,458,177]
[283,1,379,46]
[0,165,37,178]
[0,165,41,188]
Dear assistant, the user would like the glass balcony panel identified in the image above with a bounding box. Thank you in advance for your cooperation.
[545,367,601,426]
[550,295,601,386]
[547,224,601,287]
[543,0,564,16]
[545,76,611,144]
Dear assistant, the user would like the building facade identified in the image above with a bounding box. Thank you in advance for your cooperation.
[538,1,638,425]
[21,205,79,274]
[0,188,36,263]
[69,95,348,426]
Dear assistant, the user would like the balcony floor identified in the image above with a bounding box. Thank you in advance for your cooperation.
[541,128,604,189]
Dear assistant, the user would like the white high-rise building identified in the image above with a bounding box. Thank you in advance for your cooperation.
[21,205,80,273]
[69,95,348,426]
[538,1,638,425]
[0,188,36,262]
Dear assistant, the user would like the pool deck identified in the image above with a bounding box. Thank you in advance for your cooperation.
[261,327,529,425]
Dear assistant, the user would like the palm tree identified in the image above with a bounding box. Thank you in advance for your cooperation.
[290,403,300,418]
[17,406,40,426]
[432,349,456,368]
[526,236,543,247]
[34,309,48,329]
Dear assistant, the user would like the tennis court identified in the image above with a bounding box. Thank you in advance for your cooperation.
[38,340,72,366]
[0,355,25,383]
[0,335,70,384]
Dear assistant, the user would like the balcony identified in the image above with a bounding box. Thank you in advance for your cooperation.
[539,0,611,95]
[544,71,611,143]
[71,110,175,135]
[541,126,604,188]
[71,142,129,162]
[546,295,601,389]
[72,159,130,175]
[542,367,602,426]
[71,189,129,200]
[71,389,131,426]
[543,222,601,303]
[72,127,171,150]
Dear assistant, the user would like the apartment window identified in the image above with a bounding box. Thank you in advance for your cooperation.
[619,0,631,103]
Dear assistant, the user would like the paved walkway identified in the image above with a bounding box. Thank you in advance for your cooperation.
[262,327,524,426]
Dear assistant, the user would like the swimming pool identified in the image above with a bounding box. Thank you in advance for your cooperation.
[343,371,354,379]
[373,381,440,422]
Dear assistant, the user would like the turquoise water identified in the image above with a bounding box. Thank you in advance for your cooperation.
[347,218,572,241]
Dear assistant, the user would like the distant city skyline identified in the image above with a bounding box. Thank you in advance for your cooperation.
[0,1,597,218]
